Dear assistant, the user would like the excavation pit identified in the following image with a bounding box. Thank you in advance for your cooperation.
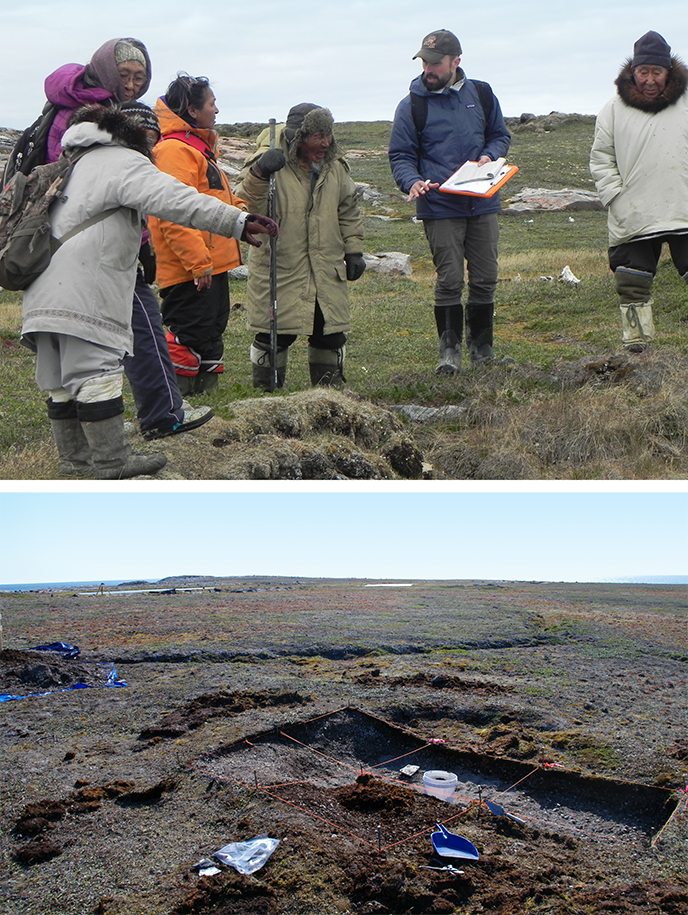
[194,707,675,849]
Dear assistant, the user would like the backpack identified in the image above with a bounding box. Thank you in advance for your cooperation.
[410,79,495,138]
[1,102,60,184]
[0,148,119,291]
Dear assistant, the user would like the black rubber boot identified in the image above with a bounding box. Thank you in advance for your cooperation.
[434,305,463,375]
[466,303,495,365]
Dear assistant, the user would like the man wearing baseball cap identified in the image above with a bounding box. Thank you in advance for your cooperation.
[389,30,511,373]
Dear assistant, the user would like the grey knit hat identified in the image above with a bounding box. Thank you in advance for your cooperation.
[115,40,147,67]
[632,31,671,68]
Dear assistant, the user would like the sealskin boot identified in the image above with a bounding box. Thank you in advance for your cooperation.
[48,399,92,477]
[251,343,288,391]
[77,398,166,480]
[615,267,655,352]
[308,345,346,386]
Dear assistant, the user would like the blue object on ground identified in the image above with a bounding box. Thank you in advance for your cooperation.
[0,682,91,703]
[105,668,129,687]
[431,823,480,861]
[33,641,81,658]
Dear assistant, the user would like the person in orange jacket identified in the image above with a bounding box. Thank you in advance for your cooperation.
[149,74,247,394]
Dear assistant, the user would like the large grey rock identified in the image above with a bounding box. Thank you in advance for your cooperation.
[504,187,604,213]
[363,252,412,276]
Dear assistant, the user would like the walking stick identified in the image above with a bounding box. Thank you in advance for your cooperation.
[268,118,278,392]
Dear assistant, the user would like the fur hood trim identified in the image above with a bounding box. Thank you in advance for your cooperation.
[615,56,688,112]
[65,104,154,159]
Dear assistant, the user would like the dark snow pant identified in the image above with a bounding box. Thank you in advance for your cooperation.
[608,234,688,278]
[122,273,184,437]
[160,272,230,376]
[253,301,346,352]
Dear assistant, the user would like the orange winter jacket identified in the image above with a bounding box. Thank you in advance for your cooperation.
[148,99,247,288]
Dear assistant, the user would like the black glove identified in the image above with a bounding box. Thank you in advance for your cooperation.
[138,240,157,285]
[345,253,366,281]
[242,213,280,248]
[254,148,286,178]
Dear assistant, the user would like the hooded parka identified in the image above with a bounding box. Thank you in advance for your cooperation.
[236,123,364,337]
[590,56,688,246]
[21,107,247,354]
[148,99,246,288]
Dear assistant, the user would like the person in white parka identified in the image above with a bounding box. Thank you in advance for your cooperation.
[21,104,277,479]
[590,31,688,353]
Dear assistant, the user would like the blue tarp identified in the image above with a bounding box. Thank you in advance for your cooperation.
[32,641,81,659]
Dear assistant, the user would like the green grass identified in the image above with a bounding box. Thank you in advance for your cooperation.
[3,116,688,478]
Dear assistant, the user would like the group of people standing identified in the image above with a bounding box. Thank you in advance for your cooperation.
[5,27,687,479]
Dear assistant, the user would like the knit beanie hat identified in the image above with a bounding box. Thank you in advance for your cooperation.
[120,101,161,139]
[115,40,147,67]
[632,31,671,68]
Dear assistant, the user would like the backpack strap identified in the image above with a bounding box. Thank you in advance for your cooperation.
[54,147,124,244]
[471,79,495,123]
[161,131,216,161]
[409,78,495,139]
[57,207,121,245]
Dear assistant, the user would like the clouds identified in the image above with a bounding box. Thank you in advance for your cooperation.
[1,1,686,129]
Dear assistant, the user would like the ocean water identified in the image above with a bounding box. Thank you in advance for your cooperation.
[0,580,138,592]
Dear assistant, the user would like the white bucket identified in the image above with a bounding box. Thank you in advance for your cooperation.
[423,770,458,802]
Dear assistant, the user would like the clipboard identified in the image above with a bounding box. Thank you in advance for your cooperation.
[439,158,518,198]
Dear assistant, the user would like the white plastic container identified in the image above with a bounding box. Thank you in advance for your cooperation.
[423,770,458,802]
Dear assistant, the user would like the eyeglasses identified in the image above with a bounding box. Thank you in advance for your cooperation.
[118,70,147,88]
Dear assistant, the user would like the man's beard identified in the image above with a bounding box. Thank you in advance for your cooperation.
[421,71,453,91]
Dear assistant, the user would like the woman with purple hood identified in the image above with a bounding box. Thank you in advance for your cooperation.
[16,38,215,447]
[44,38,152,162]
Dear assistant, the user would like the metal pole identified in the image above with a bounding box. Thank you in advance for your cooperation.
[268,118,278,392]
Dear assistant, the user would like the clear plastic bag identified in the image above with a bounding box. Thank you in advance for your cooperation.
[213,835,280,875]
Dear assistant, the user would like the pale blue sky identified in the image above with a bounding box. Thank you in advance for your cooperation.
[1,1,685,128]
[0,492,685,585]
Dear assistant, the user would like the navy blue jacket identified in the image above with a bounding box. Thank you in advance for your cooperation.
[389,72,511,219]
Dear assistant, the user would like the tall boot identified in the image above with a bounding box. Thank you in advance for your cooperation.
[308,344,346,386]
[434,304,463,375]
[250,343,289,391]
[466,303,495,365]
[77,397,167,480]
[615,267,655,352]
[47,399,92,477]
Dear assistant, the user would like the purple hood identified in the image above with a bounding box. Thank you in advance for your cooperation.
[44,63,114,162]
[42,38,152,163]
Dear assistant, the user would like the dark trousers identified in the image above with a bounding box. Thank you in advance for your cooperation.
[160,272,230,372]
[122,273,184,435]
[423,213,499,307]
[609,234,688,278]
[254,302,346,351]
